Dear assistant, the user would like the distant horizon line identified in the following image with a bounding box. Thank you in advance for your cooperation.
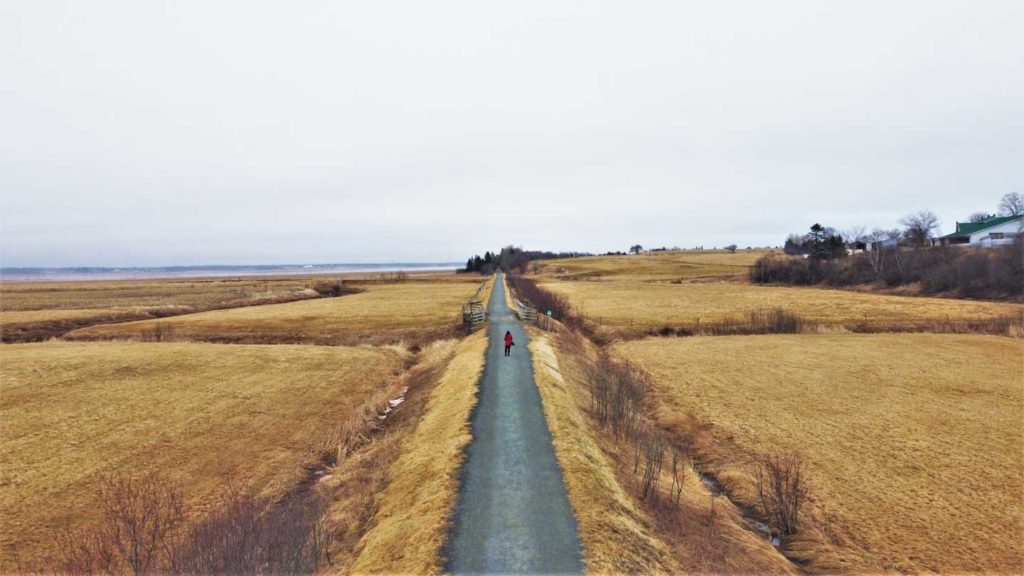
[0,261,464,283]
[1,261,462,272]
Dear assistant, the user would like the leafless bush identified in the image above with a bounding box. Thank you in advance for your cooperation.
[752,242,1024,299]
[639,431,665,501]
[697,308,806,336]
[168,488,328,575]
[311,278,356,296]
[141,322,175,342]
[506,274,575,323]
[755,452,809,540]
[670,450,687,507]
[588,356,646,438]
[50,472,185,575]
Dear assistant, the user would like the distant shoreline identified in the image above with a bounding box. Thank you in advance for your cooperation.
[0,263,461,283]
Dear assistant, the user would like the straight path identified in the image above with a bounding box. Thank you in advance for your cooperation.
[446,272,583,575]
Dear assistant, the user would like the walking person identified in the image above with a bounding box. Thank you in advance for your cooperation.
[504,330,514,356]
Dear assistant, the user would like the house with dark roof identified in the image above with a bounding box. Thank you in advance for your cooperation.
[933,215,1024,248]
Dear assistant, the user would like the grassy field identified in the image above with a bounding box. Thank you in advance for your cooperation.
[0,276,320,311]
[0,340,406,567]
[0,276,327,341]
[543,280,1023,335]
[616,334,1024,573]
[531,249,770,281]
[65,279,483,346]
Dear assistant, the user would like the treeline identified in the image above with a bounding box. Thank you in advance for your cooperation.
[753,240,1023,299]
[460,246,591,274]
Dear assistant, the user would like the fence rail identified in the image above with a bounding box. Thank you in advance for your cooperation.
[462,277,490,330]
[513,299,538,324]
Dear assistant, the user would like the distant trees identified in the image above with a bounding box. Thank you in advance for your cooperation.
[783,224,846,260]
[725,244,737,253]
[459,246,592,274]
[629,244,643,255]
[751,238,1022,299]
[968,212,993,223]
[998,192,1024,216]
[899,210,940,248]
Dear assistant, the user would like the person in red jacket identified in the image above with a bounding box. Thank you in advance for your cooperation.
[504,330,514,356]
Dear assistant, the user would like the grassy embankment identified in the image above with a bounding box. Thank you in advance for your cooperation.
[64,279,481,346]
[345,330,487,574]
[616,334,1024,573]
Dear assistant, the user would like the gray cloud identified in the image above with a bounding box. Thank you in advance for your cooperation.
[2,1,1022,266]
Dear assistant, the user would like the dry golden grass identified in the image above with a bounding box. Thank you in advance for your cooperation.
[544,280,1023,334]
[347,330,487,574]
[616,334,1024,573]
[0,340,405,567]
[528,330,679,574]
[0,276,333,342]
[0,276,320,312]
[65,280,481,346]
[532,329,798,574]
[532,249,771,281]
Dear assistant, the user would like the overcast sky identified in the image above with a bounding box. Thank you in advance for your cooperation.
[1,1,1022,267]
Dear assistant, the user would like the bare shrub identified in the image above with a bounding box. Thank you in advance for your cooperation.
[168,488,328,575]
[699,308,806,336]
[752,243,1024,299]
[587,356,646,438]
[51,472,185,575]
[755,452,809,540]
[311,278,354,296]
[505,274,575,323]
[670,449,687,506]
[141,322,175,342]
[639,430,665,501]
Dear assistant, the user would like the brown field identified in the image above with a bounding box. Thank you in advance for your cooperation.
[616,334,1024,573]
[543,280,1023,335]
[0,276,320,311]
[64,279,483,346]
[0,340,407,567]
[0,276,327,341]
[532,249,771,281]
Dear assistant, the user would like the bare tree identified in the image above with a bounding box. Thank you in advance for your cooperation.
[967,212,992,223]
[999,192,1024,216]
[756,452,809,541]
[52,473,185,576]
[899,210,940,248]
[725,244,737,253]
[841,226,867,248]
